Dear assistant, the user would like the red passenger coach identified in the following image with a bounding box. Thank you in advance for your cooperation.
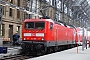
[75,28,83,45]
[21,19,76,54]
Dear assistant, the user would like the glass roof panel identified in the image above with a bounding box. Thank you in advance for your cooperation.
[87,0,90,5]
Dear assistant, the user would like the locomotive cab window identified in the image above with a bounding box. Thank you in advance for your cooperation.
[50,22,53,30]
[35,22,45,29]
[25,22,34,29]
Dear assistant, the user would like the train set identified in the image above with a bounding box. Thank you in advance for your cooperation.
[21,18,89,55]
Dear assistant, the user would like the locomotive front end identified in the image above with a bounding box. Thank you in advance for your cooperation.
[21,19,47,53]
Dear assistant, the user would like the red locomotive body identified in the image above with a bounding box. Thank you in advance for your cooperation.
[21,19,76,54]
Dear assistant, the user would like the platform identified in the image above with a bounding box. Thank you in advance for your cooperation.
[27,46,90,60]
[0,43,22,58]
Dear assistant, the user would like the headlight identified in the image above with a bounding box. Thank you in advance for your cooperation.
[42,38,44,40]
[24,38,26,40]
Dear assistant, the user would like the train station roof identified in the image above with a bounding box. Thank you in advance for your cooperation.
[63,0,90,29]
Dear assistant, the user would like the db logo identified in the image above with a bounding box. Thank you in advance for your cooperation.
[31,33,36,36]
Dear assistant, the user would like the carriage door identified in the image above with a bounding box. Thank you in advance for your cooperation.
[8,25,13,42]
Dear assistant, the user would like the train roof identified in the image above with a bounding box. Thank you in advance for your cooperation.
[24,19,54,23]
[24,19,75,28]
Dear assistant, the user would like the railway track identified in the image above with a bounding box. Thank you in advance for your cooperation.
[0,55,33,60]
[0,45,77,60]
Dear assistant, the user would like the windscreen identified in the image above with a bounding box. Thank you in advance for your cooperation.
[25,22,45,29]
[25,22,34,29]
[35,22,45,29]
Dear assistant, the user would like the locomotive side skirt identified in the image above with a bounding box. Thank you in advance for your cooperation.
[46,40,76,47]
[21,40,76,48]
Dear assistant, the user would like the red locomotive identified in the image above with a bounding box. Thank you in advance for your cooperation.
[21,18,77,54]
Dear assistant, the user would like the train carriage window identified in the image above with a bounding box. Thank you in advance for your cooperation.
[50,22,53,30]
[25,22,34,29]
[35,22,45,29]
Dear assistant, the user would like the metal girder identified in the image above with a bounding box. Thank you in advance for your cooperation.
[64,0,73,8]
[81,0,88,6]
[83,16,88,20]
[73,8,78,13]
[81,2,88,10]
[73,0,85,6]
[80,0,86,5]
[84,5,90,11]
[86,9,90,14]
[88,13,90,17]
